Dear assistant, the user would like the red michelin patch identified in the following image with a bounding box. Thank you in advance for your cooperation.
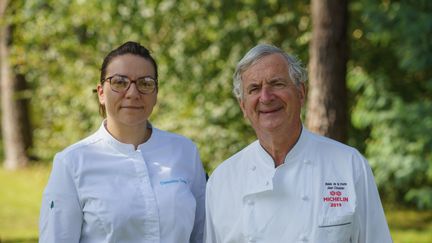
[323,182,349,208]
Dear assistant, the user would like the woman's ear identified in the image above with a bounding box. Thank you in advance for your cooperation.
[97,84,105,105]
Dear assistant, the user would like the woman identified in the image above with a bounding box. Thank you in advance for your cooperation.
[39,41,206,243]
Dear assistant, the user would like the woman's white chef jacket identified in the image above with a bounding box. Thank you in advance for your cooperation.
[39,122,206,243]
[205,127,392,243]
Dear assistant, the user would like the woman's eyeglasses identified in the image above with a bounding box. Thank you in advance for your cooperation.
[103,75,157,94]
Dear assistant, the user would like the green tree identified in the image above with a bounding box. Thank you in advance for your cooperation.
[349,0,432,208]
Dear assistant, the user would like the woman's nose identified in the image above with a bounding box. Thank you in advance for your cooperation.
[125,82,141,97]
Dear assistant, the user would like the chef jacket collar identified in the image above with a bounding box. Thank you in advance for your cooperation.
[242,140,275,197]
[283,125,308,164]
[98,120,156,154]
[243,125,308,197]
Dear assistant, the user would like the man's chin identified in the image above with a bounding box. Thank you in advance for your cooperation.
[256,120,284,132]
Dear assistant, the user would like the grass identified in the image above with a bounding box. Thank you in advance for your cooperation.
[0,164,49,243]
[386,204,432,243]
[0,165,431,243]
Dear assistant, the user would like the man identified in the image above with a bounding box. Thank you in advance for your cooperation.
[204,44,392,243]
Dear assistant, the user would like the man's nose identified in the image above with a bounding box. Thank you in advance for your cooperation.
[259,86,274,103]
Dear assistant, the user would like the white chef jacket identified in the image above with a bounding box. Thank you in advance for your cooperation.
[39,122,206,243]
[205,127,392,243]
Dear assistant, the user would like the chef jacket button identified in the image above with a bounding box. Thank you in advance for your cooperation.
[247,200,255,206]
[303,159,311,165]
[301,195,309,201]
[251,165,256,171]
[265,181,269,186]
[248,236,256,242]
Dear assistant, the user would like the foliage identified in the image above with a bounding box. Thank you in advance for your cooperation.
[349,0,432,208]
[6,0,310,171]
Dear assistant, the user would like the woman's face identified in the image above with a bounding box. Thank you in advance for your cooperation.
[97,54,157,130]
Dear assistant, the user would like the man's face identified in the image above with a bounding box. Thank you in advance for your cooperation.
[239,53,305,135]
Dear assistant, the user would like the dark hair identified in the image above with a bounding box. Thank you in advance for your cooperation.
[98,41,158,117]
[100,41,158,82]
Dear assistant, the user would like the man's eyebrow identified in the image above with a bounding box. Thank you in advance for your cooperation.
[268,77,286,82]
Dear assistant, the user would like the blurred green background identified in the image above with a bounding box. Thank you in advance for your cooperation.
[0,0,431,242]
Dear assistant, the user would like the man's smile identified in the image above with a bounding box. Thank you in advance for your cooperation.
[258,106,283,114]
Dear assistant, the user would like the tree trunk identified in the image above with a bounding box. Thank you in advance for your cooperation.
[306,0,349,142]
[1,0,31,170]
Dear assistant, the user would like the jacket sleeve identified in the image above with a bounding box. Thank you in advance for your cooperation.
[39,154,83,243]
[354,153,393,243]
[189,146,207,243]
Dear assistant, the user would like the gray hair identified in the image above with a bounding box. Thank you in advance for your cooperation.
[233,44,307,100]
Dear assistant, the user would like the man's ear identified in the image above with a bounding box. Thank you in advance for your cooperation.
[298,83,307,106]
[239,98,247,119]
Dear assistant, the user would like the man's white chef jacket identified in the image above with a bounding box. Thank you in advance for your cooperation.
[39,122,206,243]
[205,127,392,243]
